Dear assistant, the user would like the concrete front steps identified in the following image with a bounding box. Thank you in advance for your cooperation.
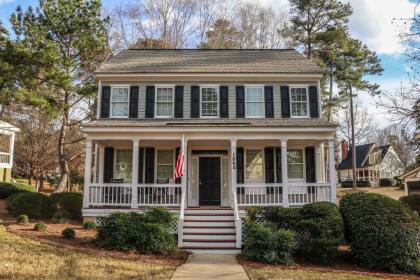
[181,208,241,254]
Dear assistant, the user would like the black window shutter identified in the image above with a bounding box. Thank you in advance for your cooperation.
[145,86,155,118]
[191,86,200,118]
[219,85,229,118]
[100,86,111,118]
[236,147,244,184]
[175,147,181,184]
[280,86,290,118]
[175,86,184,118]
[138,147,144,184]
[129,86,139,118]
[309,86,319,118]
[305,146,316,183]
[265,148,275,183]
[275,147,282,183]
[236,86,245,118]
[145,147,155,183]
[104,147,114,183]
[264,86,274,118]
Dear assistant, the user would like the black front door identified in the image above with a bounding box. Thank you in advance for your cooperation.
[199,157,221,206]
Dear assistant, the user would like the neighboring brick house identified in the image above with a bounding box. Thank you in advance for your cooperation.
[337,141,404,186]
[81,49,338,254]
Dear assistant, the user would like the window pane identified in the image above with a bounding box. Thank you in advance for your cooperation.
[291,87,308,117]
[201,87,218,117]
[112,103,129,117]
[287,149,304,180]
[246,87,264,102]
[0,135,10,153]
[156,103,172,117]
[202,102,218,116]
[115,150,132,182]
[157,88,173,101]
[288,149,303,164]
[246,150,264,183]
[157,150,174,182]
[288,164,304,179]
[112,87,129,102]
[246,103,264,117]
[291,103,307,117]
[157,150,173,165]
[202,88,218,101]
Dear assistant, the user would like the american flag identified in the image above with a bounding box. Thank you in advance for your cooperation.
[173,147,184,180]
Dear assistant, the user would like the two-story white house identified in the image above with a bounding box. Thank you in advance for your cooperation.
[81,49,338,254]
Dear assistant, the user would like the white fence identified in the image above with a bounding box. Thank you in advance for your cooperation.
[137,184,182,206]
[88,183,132,206]
[288,183,331,206]
[0,152,10,164]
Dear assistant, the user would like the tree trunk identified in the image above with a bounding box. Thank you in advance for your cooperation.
[28,176,32,186]
[55,117,69,193]
[39,171,45,192]
[349,84,357,190]
[326,66,334,121]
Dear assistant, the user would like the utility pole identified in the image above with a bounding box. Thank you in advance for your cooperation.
[349,83,357,189]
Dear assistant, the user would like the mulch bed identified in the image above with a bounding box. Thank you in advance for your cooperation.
[0,199,188,267]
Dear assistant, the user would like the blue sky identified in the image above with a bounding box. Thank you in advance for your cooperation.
[0,0,416,124]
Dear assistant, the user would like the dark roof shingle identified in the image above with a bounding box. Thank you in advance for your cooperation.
[337,144,391,170]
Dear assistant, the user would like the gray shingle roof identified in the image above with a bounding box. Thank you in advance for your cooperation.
[95,49,323,74]
[337,144,391,170]
[83,118,337,128]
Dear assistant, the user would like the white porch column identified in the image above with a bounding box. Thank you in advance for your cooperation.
[98,145,105,183]
[83,140,93,208]
[230,140,237,199]
[131,138,140,209]
[315,144,323,183]
[328,140,337,204]
[9,132,15,168]
[281,139,289,207]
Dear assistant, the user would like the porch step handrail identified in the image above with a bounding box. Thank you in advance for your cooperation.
[177,188,186,247]
[232,189,242,248]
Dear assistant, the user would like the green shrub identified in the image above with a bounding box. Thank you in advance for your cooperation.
[50,192,83,219]
[52,211,70,224]
[142,207,176,227]
[34,222,47,231]
[341,180,370,188]
[246,206,300,230]
[394,176,404,189]
[96,209,176,254]
[296,202,344,264]
[0,182,36,198]
[400,195,420,214]
[243,221,296,264]
[7,192,56,219]
[340,193,420,274]
[83,221,97,230]
[16,214,29,224]
[379,178,396,187]
[62,227,76,239]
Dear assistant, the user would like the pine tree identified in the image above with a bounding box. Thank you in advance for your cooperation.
[199,19,241,49]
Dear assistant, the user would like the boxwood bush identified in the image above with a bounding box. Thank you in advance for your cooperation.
[50,192,83,219]
[243,220,296,264]
[62,227,76,239]
[379,178,396,187]
[34,222,47,231]
[7,192,56,219]
[246,206,300,230]
[340,193,420,274]
[16,214,29,224]
[400,195,420,214]
[341,180,370,188]
[0,182,36,198]
[96,208,176,254]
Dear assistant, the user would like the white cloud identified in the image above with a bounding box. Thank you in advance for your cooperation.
[0,0,13,5]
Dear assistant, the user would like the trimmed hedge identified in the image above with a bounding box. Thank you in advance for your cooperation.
[379,178,396,187]
[296,202,344,264]
[96,208,176,254]
[16,214,29,224]
[34,222,47,231]
[50,192,83,219]
[7,192,56,219]
[62,227,76,239]
[341,180,370,188]
[243,221,296,264]
[83,221,97,230]
[400,195,420,214]
[0,182,36,198]
[246,206,300,230]
[340,193,420,274]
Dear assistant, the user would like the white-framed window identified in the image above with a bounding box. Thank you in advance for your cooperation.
[155,86,174,118]
[114,149,133,183]
[287,149,304,180]
[245,149,264,183]
[200,86,219,117]
[0,134,11,165]
[245,86,264,118]
[290,87,309,117]
[156,149,175,183]
[110,86,130,117]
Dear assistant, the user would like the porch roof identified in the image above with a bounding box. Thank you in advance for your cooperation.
[83,118,338,129]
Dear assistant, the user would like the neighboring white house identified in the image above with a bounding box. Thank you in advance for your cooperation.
[81,49,338,254]
[337,141,405,186]
[0,120,19,182]
[401,166,420,196]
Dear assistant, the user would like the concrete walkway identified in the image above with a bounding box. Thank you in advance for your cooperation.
[171,254,249,280]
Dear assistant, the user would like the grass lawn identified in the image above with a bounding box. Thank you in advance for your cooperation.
[0,225,176,280]
[337,186,405,201]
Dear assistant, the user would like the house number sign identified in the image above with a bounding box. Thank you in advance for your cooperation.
[232,152,236,170]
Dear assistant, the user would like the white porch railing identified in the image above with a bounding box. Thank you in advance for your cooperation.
[237,183,283,206]
[288,183,331,206]
[137,184,182,206]
[0,152,10,164]
[89,183,132,206]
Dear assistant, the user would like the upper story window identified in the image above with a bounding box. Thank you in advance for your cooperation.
[0,134,11,165]
[156,149,174,183]
[290,87,309,117]
[156,86,174,118]
[111,87,129,117]
[245,149,264,183]
[245,86,264,118]
[287,149,304,180]
[200,87,218,117]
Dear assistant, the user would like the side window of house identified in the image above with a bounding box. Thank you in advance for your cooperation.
[111,87,129,117]
[290,87,308,117]
[200,87,218,117]
[287,149,304,180]
[245,149,264,183]
[245,86,264,118]
[115,149,132,182]
[156,150,174,183]
[156,87,174,118]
